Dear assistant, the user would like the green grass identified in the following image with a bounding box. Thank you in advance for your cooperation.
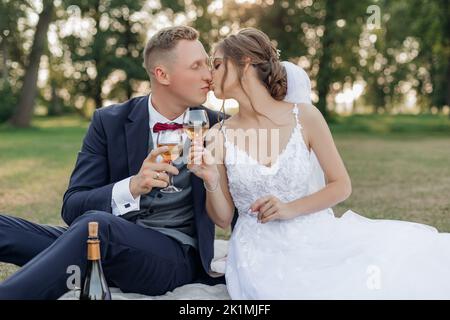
[331,113,450,135]
[0,116,89,225]
[1,113,450,281]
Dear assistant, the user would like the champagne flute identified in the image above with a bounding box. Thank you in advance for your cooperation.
[183,109,210,142]
[156,130,183,193]
[183,109,210,167]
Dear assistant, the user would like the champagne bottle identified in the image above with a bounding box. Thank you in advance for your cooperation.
[80,222,112,300]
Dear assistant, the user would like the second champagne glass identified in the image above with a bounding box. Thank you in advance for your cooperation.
[183,109,210,142]
[156,129,183,193]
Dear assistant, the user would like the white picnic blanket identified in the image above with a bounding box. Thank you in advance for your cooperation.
[59,240,230,300]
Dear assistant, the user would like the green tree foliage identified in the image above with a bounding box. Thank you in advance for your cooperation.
[60,0,148,112]
[1,0,448,125]
[0,0,31,123]
[220,0,371,118]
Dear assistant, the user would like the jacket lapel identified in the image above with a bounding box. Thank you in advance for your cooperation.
[125,96,150,176]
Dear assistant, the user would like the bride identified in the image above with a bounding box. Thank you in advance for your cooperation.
[188,28,450,299]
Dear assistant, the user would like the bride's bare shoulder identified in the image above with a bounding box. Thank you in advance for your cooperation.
[296,103,331,149]
[297,103,321,118]
[297,103,328,127]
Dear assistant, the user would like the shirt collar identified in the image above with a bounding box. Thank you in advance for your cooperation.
[148,94,185,128]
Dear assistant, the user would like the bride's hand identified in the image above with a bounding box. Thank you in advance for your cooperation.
[250,195,296,223]
[187,139,220,187]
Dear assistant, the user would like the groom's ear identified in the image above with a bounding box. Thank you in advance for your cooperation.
[153,65,171,85]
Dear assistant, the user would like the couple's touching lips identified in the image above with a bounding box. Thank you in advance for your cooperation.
[200,80,215,97]
[199,55,222,98]
[201,85,210,93]
[200,70,215,95]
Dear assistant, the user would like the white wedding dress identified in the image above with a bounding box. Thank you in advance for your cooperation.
[222,103,450,300]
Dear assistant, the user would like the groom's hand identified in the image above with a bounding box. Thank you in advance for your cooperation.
[130,146,180,198]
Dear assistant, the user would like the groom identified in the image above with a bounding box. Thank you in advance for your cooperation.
[0,26,231,299]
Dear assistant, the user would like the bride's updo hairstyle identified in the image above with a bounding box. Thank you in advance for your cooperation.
[215,28,287,101]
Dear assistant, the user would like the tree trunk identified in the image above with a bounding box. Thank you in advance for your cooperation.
[316,1,336,120]
[92,0,103,109]
[126,78,133,100]
[125,20,133,100]
[444,0,450,117]
[48,81,62,116]
[446,57,450,117]
[1,38,8,84]
[93,76,103,108]
[10,1,53,127]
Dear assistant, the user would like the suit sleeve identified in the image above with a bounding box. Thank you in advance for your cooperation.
[61,110,114,225]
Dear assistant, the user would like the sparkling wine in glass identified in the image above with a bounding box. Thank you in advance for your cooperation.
[183,109,210,142]
[156,129,183,193]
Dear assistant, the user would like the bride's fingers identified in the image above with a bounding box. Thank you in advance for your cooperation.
[187,158,201,171]
[190,145,204,153]
[187,163,197,171]
[258,201,274,220]
[260,206,277,222]
[251,195,272,212]
[259,200,274,215]
[202,148,216,165]
[190,146,205,165]
[188,165,202,176]
[193,155,203,165]
[261,210,278,224]
[188,145,203,154]
[188,149,203,165]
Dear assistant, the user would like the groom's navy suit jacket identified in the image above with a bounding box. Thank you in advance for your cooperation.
[61,95,232,277]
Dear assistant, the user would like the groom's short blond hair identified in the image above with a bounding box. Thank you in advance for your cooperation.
[143,26,199,79]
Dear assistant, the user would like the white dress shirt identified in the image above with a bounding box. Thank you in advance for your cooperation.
[111,94,186,216]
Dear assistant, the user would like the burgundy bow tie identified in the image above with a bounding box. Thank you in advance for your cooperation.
[152,122,183,133]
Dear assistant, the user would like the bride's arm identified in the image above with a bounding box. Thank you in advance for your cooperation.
[188,124,235,229]
[254,104,352,223]
[205,162,235,229]
[295,104,352,210]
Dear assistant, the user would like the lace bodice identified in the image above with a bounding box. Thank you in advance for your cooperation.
[221,105,313,217]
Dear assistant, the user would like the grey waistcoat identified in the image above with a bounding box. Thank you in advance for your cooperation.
[121,133,197,249]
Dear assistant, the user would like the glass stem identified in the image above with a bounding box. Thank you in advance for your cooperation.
[169,173,174,187]
[167,161,174,187]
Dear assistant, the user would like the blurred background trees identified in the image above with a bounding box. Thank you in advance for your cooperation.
[0,0,449,127]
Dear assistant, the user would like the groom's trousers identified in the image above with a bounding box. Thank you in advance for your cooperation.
[0,210,201,299]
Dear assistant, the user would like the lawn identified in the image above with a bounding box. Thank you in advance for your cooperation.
[1,113,450,281]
